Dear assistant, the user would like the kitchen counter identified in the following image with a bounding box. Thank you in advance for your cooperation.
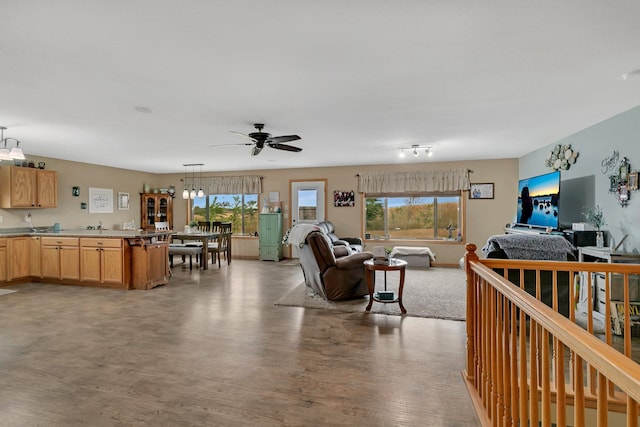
[0,229,171,289]
[0,228,171,238]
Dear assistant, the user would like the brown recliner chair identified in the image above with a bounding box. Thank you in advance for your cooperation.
[299,231,373,301]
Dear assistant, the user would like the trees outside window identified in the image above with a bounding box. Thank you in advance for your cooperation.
[193,194,258,235]
[365,194,461,240]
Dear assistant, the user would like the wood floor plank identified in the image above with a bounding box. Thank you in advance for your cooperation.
[0,260,479,426]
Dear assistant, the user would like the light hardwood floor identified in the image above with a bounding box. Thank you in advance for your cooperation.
[0,259,479,426]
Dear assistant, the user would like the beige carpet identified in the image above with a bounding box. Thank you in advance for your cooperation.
[275,267,466,320]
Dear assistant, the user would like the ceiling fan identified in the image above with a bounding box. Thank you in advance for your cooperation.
[212,123,302,156]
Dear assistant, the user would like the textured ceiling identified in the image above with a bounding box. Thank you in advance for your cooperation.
[1,1,640,173]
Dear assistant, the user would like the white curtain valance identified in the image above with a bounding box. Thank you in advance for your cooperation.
[357,169,470,193]
[198,175,262,194]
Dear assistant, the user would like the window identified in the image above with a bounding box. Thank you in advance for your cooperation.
[192,193,259,235]
[365,193,462,240]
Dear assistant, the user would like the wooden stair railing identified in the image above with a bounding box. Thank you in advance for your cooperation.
[463,243,640,427]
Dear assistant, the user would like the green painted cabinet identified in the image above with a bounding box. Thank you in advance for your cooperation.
[259,213,283,261]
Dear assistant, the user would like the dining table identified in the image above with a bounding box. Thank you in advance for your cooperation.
[171,231,220,270]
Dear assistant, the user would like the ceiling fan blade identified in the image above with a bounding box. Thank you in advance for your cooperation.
[251,145,264,156]
[230,130,258,142]
[268,135,301,143]
[268,143,302,152]
[210,142,254,147]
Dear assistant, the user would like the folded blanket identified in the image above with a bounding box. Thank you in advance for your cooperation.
[283,224,321,248]
[482,234,575,261]
[390,246,436,262]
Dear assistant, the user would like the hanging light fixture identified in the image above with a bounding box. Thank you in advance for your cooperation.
[189,166,196,199]
[0,126,26,161]
[182,164,189,199]
[182,163,204,199]
[197,164,204,198]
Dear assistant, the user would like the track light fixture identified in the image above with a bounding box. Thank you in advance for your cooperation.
[0,126,26,161]
[398,144,434,159]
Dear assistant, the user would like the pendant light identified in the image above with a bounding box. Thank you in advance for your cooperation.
[189,166,196,199]
[182,163,205,199]
[197,164,204,198]
[182,164,189,199]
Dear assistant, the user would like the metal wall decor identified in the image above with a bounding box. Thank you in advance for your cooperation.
[607,155,636,207]
[545,144,579,170]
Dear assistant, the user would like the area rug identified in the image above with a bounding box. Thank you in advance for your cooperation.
[275,267,466,320]
[0,289,17,296]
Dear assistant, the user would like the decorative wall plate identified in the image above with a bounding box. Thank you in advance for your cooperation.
[545,144,579,170]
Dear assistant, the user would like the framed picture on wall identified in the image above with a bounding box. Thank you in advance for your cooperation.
[628,172,638,191]
[469,183,494,199]
[334,190,355,207]
[117,192,130,210]
[609,175,619,192]
[88,187,113,213]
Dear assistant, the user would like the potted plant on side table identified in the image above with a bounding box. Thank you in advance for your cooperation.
[583,205,606,248]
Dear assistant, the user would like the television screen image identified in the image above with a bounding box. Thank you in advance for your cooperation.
[517,170,560,229]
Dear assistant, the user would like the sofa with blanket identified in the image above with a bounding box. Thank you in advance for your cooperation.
[482,234,576,317]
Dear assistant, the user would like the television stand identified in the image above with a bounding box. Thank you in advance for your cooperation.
[504,225,562,236]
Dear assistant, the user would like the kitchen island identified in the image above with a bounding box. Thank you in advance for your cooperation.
[0,229,172,290]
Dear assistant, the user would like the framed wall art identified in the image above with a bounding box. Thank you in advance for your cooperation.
[334,190,355,207]
[469,183,494,199]
[88,187,113,213]
[628,172,638,191]
[117,192,130,210]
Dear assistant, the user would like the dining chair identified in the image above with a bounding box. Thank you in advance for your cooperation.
[154,221,171,241]
[219,222,232,263]
[207,230,231,268]
[197,221,211,232]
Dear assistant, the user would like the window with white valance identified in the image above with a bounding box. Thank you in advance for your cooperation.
[191,175,262,236]
[359,169,470,241]
[357,169,470,193]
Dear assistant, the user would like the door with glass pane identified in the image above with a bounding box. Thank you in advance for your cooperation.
[289,180,326,257]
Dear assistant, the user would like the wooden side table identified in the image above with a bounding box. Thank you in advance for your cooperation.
[364,258,408,314]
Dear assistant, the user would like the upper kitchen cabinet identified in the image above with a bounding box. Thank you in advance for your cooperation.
[0,166,58,208]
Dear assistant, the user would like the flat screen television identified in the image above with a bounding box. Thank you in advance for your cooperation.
[516,170,560,229]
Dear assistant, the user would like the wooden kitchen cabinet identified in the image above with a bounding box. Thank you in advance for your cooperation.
[129,237,169,289]
[30,236,41,277]
[0,166,58,208]
[7,236,30,280]
[0,238,7,282]
[80,238,124,285]
[41,237,79,280]
[140,193,173,230]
